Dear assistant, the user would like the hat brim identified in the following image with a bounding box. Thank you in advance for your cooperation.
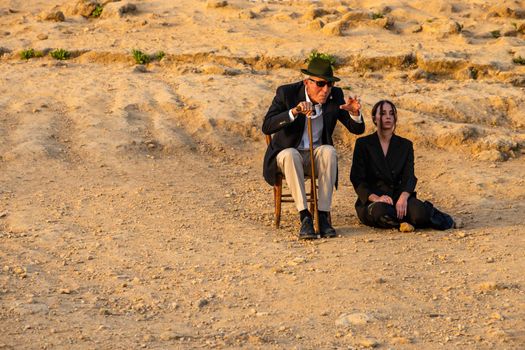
[301,69,340,82]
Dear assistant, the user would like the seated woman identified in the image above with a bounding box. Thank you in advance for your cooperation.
[350,100,454,230]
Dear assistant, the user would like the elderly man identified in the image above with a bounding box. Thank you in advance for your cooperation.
[262,55,365,239]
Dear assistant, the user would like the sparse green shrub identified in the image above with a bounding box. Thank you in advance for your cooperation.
[20,48,43,60]
[308,50,337,67]
[132,49,151,64]
[371,12,384,20]
[155,51,165,61]
[91,4,103,18]
[50,48,71,60]
[490,30,501,38]
[513,56,525,65]
[131,49,166,64]
[468,67,479,79]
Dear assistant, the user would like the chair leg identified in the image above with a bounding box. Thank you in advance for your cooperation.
[274,177,282,229]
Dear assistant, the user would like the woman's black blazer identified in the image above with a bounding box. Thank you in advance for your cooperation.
[350,132,417,209]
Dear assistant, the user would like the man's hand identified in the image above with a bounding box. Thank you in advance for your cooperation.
[368,194,393,205]
[395,192,410,219]
[340,95,361,116]
[293,101,314,117]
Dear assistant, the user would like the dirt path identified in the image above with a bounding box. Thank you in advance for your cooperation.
[1,139,524,349]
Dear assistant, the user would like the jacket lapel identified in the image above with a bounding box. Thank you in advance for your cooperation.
[295,83,307,132]
[371,133,394,183]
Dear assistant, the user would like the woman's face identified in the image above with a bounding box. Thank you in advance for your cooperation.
[375,103,396,130]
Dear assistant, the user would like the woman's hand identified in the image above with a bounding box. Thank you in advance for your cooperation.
[368,193,393,205]
[395,192,410,219]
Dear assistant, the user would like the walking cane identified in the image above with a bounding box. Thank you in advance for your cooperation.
[298,106,320,235]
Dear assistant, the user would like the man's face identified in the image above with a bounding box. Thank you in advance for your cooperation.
[305,77,333,104]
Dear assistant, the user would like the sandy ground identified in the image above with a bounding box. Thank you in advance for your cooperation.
[1,0,524,349]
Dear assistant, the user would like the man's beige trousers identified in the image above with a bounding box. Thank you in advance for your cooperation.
[276,145,337,212]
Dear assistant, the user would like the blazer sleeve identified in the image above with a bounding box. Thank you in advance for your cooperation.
[262,86,295,135]
[399,140,417,194]
[350,139,371,203]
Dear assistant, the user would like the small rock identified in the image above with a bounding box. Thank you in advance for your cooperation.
[13,266,26,275]
[44,11,65,22]
[336,313,372,326]
[409,68,431,81]
[160,331,174,341]
[0,47,12,56]
[67,0,98,18]
[408,24,423,33]
[99,308,111,315]
[308,18,324,30]
[490,312,504,320]
[358,337,379,348]
[453,218,464,229]
[322,20,343,36]
[101,2,138,18]
[487,327,508,339]
[37,33,48,40]
[143,334,154,342]
[477,281,501,291]
[206,0,227,8]
[455,230,469,238]
[373,16,394,30]
[197,298,208,308]
[238,10,256,19]
[475,149,506,162]
[302,8,326,21]
[59,288,71,294]
[399,222,415,232]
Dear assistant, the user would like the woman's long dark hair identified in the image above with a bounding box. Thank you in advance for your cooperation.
[371,100,397,131]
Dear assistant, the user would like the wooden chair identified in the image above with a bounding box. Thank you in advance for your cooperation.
[266,135,316,228]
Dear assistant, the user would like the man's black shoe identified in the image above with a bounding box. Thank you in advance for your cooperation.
[319,212,336,238]
[299,216,317,240]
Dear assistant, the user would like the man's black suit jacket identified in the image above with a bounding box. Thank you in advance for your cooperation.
[350,132,418,212]
[262,81,365,186]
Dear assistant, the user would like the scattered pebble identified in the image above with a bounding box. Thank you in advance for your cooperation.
[358,336,380,348]
[207,0,227,8]
[336,313,372,326]
[477,281,503,291]
[399,222,415,232]
[490,312,504,320]
[197,298,208,308]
